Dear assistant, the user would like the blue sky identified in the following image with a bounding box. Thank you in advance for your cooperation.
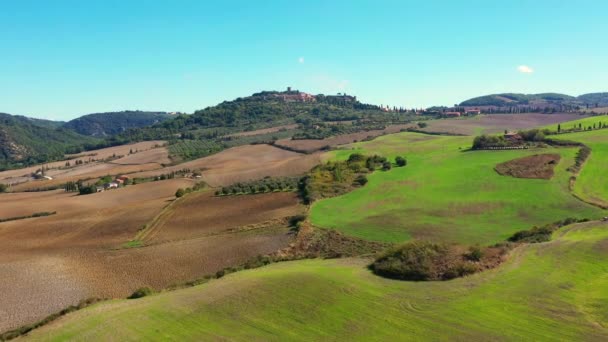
[1,0,607,120]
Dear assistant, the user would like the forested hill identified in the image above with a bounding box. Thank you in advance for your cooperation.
[459,92,608,108]
[111,90,405,143]
[0,113,98,170]
[64,111,171,136]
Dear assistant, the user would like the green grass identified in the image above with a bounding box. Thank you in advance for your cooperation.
[543,114,608,133]
[309,132,605,244]
[26,221,608,341]
[552,129,608,207]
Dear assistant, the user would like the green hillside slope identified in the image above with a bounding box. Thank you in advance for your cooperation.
[24,221,608,341]
[64,111,171,136]
[0,113,98,170]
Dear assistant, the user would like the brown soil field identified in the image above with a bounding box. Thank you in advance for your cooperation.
[8,162,163,191]
[420,113,586,135]
[0,142,168,188]
[111,146,170,165]
[494,154,561,179]
[129,144,321,187]
[0,180,299,332]
[144,191,303,243]
[274,124,413,153]
[65,140,167,160]
[224,124,299,137]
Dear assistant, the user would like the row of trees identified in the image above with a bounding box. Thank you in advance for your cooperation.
[215,177,300,196]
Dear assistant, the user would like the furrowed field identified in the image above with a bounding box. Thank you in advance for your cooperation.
[25,221,608,341]
[310,132,604,244]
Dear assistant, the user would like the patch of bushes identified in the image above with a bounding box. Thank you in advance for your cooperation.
[508,217,589,243]
[128,287,154,299]
[289,214,307,230]
[216,177,300,196]
[370,241,484,281]
[0,298,103,341]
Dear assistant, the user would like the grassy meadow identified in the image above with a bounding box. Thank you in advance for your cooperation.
[310,132,605,244]
[26,221,608,341]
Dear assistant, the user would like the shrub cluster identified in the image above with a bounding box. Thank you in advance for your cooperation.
[216,177,300,196]
[175,182,206,198]
[128,287,154,299]
[370,241,478,281]
[508,217,589,243]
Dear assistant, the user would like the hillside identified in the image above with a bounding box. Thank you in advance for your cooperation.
[110,89,413,161]
[22,221,608,340]
[577,92,608,107]
[459,93,575,107]
[64,111,171,136]
[0,113,98,170]
[459,92,608,111]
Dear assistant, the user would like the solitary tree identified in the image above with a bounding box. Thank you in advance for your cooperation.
[395,156,407,167]
[557,123,561,133]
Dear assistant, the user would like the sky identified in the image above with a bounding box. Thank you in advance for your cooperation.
[1,0,607,121]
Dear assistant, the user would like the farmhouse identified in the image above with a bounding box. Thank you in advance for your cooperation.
[116,175,129,182]
[445,111,461,117]
[466,108,481,115]
[104,182,119,190]
[504,131,523,143]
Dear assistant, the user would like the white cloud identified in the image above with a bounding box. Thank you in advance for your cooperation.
[517,65,534,73]
[298,57,305,64]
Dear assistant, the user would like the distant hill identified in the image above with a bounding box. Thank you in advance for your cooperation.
[576,92,608,107]
[113,89,393,143]
[459,93,576,107]
[64,111,171,136]
[0,113,98,170]
[459,92,608,110]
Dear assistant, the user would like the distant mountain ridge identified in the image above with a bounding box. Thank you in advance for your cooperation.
[459,92,608,108]
[64,111,171,136]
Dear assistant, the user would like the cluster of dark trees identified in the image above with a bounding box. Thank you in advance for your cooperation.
[174,182,206,198]
[215,177,300,196]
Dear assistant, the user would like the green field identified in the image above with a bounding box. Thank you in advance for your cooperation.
[26,221,608,341]
[554,129,608,208]
[310,132,605,244]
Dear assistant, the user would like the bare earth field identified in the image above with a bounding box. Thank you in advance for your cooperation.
[0,177,301,332]
[0,141,169,189]
[130,144,321,187]
[420,113,586,135]
[275,124,413,153]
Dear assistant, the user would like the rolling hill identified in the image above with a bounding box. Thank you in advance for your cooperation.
[63,111,171,136]
[459,92,608,109]
[0,113,98,170]
[21,221,608,340]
